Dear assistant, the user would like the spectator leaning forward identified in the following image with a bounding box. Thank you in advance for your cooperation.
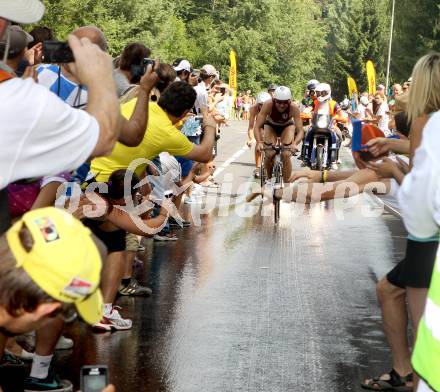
[0,0,121,234]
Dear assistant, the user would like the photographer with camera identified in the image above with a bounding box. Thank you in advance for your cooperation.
[92,81,217,182]
[37,26,158,148]
[196,65,222,190]
[173,58,192,82]
[0,1,121,197]
[114,42,151,97]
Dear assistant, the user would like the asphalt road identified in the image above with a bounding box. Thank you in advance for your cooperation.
[12,120,409,391]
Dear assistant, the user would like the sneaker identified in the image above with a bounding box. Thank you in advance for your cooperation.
[153,233,178,241]
[55,336,73,350]
[118,279,152,296]
[92,306,132,331]
[19,348,34,361]
[24,370,73,392]
[0,352,24,367]
[169,217,191,228]
[331,163,339,170]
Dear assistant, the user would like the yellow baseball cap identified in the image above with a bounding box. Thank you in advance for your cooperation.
[6,207,103,324]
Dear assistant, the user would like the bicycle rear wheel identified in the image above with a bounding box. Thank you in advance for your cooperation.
[273,163,283,224]
[260,159,265,188]
[274,197,280,224]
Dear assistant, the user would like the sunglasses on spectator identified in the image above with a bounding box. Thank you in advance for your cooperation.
[309,90,316,95]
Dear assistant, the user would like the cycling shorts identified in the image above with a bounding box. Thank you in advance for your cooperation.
[264,120,294,136]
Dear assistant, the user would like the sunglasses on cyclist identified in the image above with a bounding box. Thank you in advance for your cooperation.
[315,91,329,97]
[274,99,289,105]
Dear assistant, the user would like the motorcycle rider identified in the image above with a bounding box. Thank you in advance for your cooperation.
[255,86,303,183]
[303,83,344,169]
[247,91,272,177]
[301,79,319,110]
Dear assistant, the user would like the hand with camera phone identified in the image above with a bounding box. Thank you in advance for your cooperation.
[139,58,160,93]
[80,365,112,392]
[78,386,115,392]
[25,42,44,65]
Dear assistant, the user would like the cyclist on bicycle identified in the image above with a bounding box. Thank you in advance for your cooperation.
[247,92,272,178]
[255,86,303,183]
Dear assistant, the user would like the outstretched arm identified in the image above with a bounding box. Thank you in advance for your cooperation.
[292,104,304,147]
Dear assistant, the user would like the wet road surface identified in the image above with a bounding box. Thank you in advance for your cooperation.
[14,121,409,391]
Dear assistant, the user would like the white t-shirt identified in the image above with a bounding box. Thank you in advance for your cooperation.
[356,104,367,120]
[376,102,390,135]
[149,152,182,202]
[398,111,440,238]
[194,82,208,115]
[0,78,99,189]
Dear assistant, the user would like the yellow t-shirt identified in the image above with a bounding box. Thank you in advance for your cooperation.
[91,100,194,181]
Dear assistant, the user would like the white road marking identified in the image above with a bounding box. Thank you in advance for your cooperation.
[213,146,249,178]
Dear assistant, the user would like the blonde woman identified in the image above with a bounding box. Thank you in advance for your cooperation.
[361,52,440,391]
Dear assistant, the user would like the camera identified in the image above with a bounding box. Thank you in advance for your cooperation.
[80,365,108,392]
[43,41,74,63]
[220,87,226,95]
[130,58,155,80]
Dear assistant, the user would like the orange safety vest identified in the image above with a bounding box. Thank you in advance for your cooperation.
[313,99,337,116]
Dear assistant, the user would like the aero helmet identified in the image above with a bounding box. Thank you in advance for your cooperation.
[256,92,272,105]
[273,86,292,101]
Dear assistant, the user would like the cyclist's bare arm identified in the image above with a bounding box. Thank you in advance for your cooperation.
[254,101,272,143]
[247,105,259,141]
[291,103,304,146]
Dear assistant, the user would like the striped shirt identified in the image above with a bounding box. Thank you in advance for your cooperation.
[37,64,88,109]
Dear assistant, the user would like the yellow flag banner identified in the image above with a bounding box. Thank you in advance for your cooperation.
[347,76,358,97]
[229,49,237,101]
[366,60,376,95]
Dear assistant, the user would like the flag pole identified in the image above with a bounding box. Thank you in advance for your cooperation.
[385,0,396,94]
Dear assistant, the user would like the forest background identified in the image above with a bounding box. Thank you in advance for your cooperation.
[37,0,440,99]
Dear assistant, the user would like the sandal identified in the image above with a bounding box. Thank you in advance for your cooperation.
[361,369,413,391]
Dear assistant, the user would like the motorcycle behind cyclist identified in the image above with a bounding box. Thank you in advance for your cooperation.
[302,82,346,170]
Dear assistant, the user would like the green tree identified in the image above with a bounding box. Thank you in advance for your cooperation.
[319,0,389,99]
[392,0,440,82]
